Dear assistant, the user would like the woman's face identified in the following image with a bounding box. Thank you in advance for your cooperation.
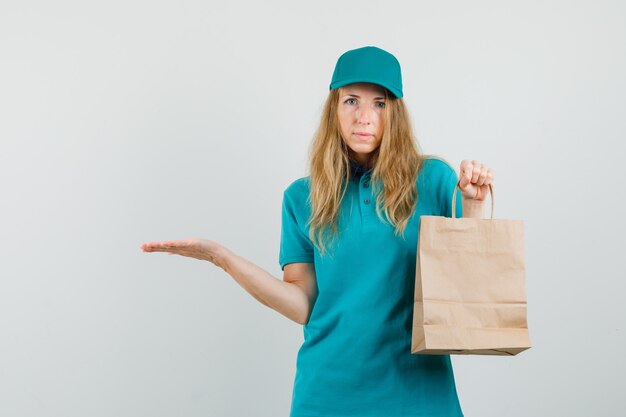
[337,82,386,167]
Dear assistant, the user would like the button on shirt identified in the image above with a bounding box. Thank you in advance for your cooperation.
[279,157,464,417]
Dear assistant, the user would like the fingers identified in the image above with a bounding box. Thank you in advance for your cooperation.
[459,160,471,184]
[140,239,212,263]
[140,240,188,252]
[459,160,495,187]
[477,168,494,186]
[471,161,482,183]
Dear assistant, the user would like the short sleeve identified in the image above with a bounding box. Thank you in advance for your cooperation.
[279,185,315,271]
[439,162,464,219]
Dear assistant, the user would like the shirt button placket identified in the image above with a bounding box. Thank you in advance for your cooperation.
[362,176,371,207]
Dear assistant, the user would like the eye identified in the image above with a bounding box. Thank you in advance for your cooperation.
[344,98,357,105]
[376,101,386,108]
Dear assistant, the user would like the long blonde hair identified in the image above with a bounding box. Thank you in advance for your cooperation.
[306,87,425,256]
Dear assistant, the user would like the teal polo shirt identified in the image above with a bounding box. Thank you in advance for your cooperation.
[279,157,464,417]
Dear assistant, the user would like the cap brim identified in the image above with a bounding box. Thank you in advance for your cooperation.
[329,77,403,98]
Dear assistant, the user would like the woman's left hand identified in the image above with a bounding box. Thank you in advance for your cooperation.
[458,160,495,202]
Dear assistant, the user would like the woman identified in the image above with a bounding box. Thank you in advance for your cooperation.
[141,46,494,417]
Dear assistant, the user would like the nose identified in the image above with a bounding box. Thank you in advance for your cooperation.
[355,104,373,124]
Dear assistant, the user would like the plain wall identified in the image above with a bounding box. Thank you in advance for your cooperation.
[1,0,624,416]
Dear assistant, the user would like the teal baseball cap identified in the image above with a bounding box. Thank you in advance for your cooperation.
[329,46,403,98]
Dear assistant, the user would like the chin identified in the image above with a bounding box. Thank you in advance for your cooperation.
[351,144,378,153]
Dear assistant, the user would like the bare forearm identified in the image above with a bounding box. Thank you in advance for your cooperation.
[216,247,309,325]
[462,197,485,218]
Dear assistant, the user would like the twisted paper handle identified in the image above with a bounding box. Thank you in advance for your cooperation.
[451,182,494,220]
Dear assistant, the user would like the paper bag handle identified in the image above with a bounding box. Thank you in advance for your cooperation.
[451,182,495,220]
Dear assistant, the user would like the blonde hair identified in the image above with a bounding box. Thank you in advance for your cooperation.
[306,87,426,256]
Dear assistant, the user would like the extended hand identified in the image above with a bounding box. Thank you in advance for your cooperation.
[140,238,229,270]
[458,160,495,202]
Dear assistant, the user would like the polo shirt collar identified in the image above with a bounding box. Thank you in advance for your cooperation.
[349,158,372,179]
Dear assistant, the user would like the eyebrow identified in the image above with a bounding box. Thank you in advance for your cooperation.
[343,93,386,100]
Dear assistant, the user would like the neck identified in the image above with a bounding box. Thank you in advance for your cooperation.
[349,154,371,168]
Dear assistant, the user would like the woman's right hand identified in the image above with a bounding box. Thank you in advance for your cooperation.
[140,237,231,271]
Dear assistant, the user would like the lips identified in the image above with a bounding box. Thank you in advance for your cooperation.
[355,132,373,137]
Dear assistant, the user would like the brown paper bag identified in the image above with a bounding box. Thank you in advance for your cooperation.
[411,183,531,356]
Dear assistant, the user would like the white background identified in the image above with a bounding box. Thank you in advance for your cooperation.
[1,1,624,416]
